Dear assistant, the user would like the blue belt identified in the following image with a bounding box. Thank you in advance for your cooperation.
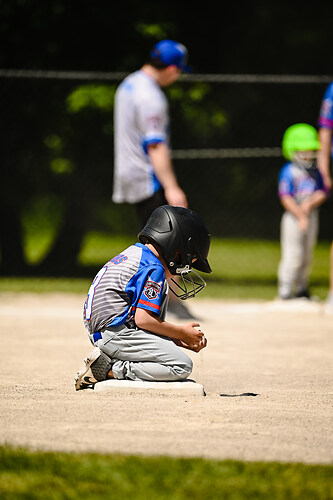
[92,321,135,343]
[92,331,102,342]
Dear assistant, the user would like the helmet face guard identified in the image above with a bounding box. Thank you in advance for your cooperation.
[293,150,318,170]
[169,269,207,300]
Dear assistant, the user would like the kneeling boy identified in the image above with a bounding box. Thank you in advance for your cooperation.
[75,205,212,390]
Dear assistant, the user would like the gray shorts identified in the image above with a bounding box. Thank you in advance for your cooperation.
[89,323,193,382]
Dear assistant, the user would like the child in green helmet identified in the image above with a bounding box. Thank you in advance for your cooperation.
[277,123,328,300]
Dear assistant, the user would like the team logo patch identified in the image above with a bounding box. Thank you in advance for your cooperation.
[144,280,161,300]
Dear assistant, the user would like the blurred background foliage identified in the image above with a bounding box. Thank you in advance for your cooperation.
[1,1,332,287]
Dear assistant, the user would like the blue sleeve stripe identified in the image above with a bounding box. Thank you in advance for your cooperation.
[142,136,166,154]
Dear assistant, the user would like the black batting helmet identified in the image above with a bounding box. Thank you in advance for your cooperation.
[138,205,212,276]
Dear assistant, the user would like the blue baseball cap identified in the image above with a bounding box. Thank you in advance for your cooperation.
[150,40,191,72]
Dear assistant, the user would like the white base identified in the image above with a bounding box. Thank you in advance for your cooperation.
[94,379,205,396]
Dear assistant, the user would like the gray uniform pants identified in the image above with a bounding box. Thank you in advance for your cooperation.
[278,209,319,297]
[89,323,193,382]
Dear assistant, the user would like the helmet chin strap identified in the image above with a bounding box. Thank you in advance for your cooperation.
[168,269,206,300]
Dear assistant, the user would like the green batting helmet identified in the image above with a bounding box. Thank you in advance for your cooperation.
[282,123,320,160]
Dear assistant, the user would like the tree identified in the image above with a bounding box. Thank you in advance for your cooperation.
[1,1,333,275]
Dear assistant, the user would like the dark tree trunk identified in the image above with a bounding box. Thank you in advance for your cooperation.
[0,202,26,275]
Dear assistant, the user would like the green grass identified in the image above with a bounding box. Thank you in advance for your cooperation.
[79,234,331,299]
[203,238,330,300]
[1,234,330,299]
[0,277,91,294]
[0,446,332,500]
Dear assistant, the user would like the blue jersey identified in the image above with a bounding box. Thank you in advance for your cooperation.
[278,162,325,203]
[318,82,333,130]
[83,243,168,334]
[318,82,333,156]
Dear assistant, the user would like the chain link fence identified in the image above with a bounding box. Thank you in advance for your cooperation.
[1,70,332,283]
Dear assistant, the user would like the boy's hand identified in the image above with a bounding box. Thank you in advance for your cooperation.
[179,322,207,352]
[298,213,309,232]
[175,336,207,352]
[300,198,312,215]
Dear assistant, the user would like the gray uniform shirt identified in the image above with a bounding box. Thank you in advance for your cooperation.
[112,70,169,203]
[83,243,168,334]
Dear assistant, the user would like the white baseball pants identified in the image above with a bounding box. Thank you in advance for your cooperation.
[278,208,319,297]
[90,323,193,382]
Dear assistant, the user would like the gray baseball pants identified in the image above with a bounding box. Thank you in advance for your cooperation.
[89,323,193,382]
[278,208,319,297]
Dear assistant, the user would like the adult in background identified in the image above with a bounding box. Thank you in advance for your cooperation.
[112,40,194,319]
[318,82,333,311]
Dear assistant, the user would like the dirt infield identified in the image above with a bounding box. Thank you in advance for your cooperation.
[1,292,332,464]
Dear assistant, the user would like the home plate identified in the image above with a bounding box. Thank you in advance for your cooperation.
[94,379,205,396]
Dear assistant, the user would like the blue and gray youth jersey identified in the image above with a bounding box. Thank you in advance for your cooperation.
[278,162,325,203]
[83,243,168,335]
